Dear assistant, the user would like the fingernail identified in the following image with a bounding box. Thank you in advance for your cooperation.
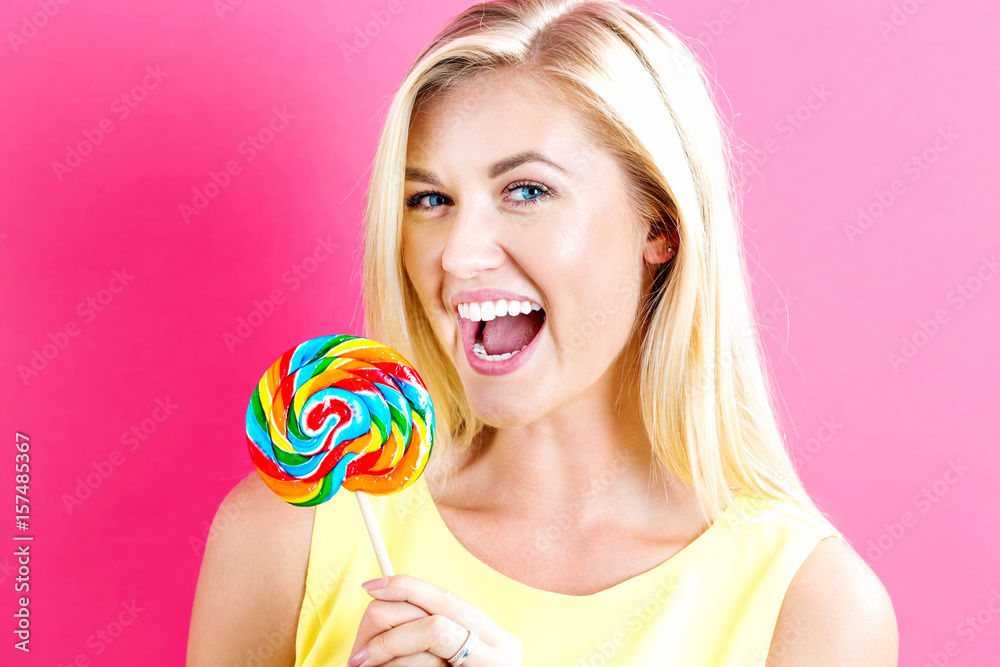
[361,577,388,591]
[348,646,367,667]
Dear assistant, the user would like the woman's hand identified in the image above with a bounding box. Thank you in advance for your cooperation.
[348,574,524,667]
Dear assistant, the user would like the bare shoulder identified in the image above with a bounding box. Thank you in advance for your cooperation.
[187,471,317,667]
[767,535,899,666]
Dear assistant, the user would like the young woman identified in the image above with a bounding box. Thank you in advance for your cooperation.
[188,1,898,665]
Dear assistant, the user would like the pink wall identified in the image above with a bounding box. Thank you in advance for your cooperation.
[1,0,997,664]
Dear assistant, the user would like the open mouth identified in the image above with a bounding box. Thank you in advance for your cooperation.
[457,300,546,363]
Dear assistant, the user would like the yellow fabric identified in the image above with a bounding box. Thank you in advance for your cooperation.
[294,473,842,666]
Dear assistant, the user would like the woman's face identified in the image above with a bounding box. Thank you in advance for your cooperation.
[401,74,670,427]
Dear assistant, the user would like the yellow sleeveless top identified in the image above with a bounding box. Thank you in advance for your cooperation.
[294,474,842,666]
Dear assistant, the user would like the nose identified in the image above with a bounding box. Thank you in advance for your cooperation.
[440,204,505,280]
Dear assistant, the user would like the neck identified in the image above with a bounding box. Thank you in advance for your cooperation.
[442,334,694,524]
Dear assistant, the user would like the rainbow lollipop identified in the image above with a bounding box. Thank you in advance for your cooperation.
[246,334,435,573]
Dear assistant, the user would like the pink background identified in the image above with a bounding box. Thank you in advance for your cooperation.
[1,0,998,664]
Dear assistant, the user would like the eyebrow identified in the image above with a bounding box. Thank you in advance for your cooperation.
[404,150,567,185]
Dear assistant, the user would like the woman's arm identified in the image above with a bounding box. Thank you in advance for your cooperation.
[767,536,899,666]
[187,472,316,666]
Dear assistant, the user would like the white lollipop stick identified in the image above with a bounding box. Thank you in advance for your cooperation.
[354,490,395,577]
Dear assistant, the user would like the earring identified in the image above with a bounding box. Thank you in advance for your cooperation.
[667,247,673,252]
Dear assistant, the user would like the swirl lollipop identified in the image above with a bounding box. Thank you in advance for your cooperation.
[246,334,435,574]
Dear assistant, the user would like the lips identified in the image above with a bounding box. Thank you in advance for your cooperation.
[449,288,542,308]
[458,314,479,353]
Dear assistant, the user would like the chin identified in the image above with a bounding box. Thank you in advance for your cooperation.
[465,389,543,429]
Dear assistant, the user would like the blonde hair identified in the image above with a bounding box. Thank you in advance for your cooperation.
[362,0,834,526]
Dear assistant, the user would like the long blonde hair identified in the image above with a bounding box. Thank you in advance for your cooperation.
[362,0,833,527]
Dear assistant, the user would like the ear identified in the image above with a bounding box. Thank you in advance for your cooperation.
[643,232,677,265]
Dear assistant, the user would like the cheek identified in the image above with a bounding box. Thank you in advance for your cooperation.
[401,229,450,330]
[580,277,639,350]
[545,213,643,350]
[401,229,436,286]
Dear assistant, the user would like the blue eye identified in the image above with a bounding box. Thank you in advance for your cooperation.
[507,183,548,204]
[405,193,450,209]
[404,180,552,211]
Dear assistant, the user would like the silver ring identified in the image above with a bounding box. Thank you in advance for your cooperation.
[446,629,478,666]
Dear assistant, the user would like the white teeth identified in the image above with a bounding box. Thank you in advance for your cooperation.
[472,342,529,361]
[480,301,496,321]
[457,298,542,321]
